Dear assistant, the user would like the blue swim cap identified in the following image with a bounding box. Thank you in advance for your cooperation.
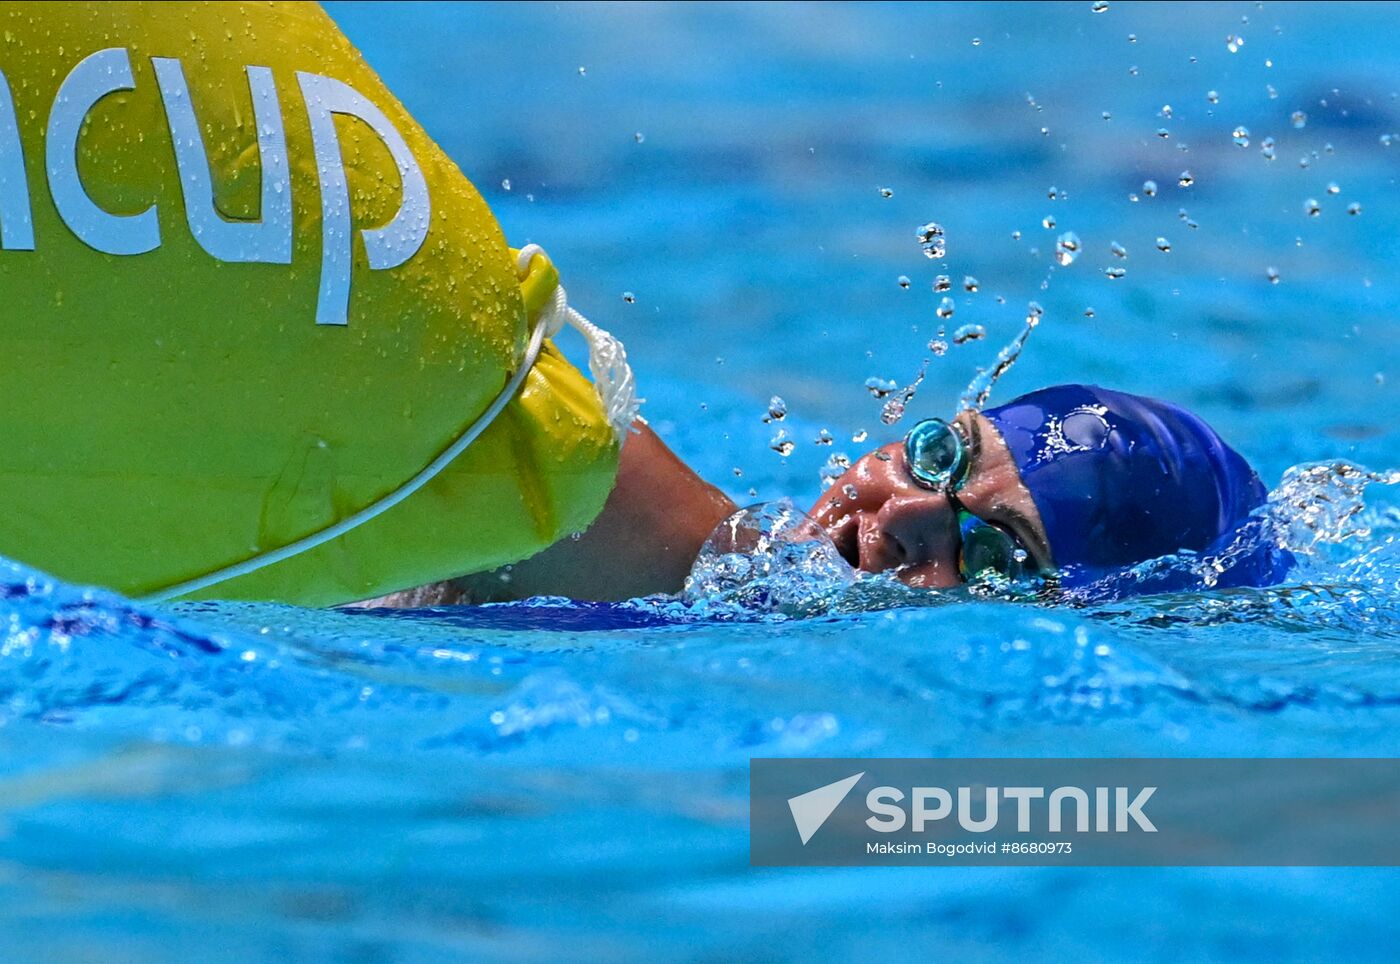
[982,384,1292,590]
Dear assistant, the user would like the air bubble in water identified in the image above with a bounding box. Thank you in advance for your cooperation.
[1232,125,1250,147]
[1102,110,1113,121]
[1084,307,1096,317]
[1178,170,1194,187]
[1110,241,1127,258]
[1305,198,1321,217]
[953,323,987,344]
[1261,137,1276,161]
[1291,110,1307,129]
[1091,0,1109,12]
[1143,179,1158,197]
[1207,90,1220,104]
[763,396,788,423]
[934,275,952,292]
[769,431,794,457]
[1326,181,1340,195]
[501,178,511,191]
[622,291,636,304]
[815,428,833,446]
[1043,214,1057,229]
[929,338,949,356]
[917,222,946,259]
[852,430,867,443]
[1011,230,1022,241]
[634,131,645,143]
[1106,266,1127,279]
[1267,266,1280,284]
[936,297,956,319]
[1156,127,1170,138]
[963,275,980,292]
[1348,201,1362,216]
[1156,237,1172,252]
[879,186,894,198]
[897,275,911,289]
[1047,185,1060,200]
[1055,231,1082,265]
[1226,33,1244,53]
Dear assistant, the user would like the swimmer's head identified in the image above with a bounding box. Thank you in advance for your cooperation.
[809,383,1291,593]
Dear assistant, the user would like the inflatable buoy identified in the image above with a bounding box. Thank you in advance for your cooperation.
[0,2,628,606]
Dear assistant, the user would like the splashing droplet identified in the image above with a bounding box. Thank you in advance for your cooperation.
[1105,266,1127,279]
[917,222,946,259]
[1348,201,1362,216]
[1207,89,1220,104]
[953,323,986,345]
[1055,231,1082,265]
[1091,0,1109,12]
[1291,110,1307,129]
[897,275,911,289]
[879,186,894,198]
[1110,241,1128,259]
[815,428,833,446]
[1142,179,1158,197]
[621,291,635,304]
[1178,170,1194,187]
[1156,237,1172,252]
[936,296,956,319]
[1232,125,1250,147]
[1043,214,1057,230]
[769,431,794,457]
[762,396,788,424]
[934,275,952,292]
[1267,266,1281,284]
[1305,198,1321,217]
[1326,181,1341,195]
[1226,33,1245,53]
[929,338,949,356]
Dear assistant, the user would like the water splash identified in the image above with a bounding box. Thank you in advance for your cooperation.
[682,500,854,617]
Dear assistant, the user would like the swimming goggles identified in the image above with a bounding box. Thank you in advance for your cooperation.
[903,417,1042,588]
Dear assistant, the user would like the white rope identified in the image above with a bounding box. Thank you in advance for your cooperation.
[516,244,640,436]
[140,245,635,603]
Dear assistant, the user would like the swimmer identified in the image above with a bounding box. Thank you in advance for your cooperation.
[373,383,1291,605]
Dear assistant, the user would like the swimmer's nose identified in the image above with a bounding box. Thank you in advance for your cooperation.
[809,442,961,583]
[871,492,961,584]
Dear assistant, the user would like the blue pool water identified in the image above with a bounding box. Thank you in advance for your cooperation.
[4,2,1400,959]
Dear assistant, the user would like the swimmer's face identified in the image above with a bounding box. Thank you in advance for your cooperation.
[809,411,1052,588]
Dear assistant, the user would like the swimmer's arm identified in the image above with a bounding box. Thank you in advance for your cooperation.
[358,422,734,606]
